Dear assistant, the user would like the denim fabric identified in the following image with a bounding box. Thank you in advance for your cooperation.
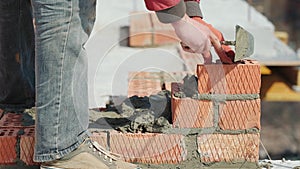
[0,0,35,110]
[31,0,96,162]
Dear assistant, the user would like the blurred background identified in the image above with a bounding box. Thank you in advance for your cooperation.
[250,0,300,160]
[251,0,300,51]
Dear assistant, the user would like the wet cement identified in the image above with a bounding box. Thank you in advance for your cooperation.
[90,90,173,133]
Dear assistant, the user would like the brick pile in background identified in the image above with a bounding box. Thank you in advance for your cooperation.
[172,60,261,163]
[128,71,187,97]
[129,12,179,47]
[0,113,39,165]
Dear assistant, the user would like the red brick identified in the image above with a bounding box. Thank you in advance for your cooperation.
[171,83,214,128]
[128,72,163,97]
[129,12,153,47]
[150,13,179,46]
[91,131,108,149]
[197,133,260,163]
[196,61,261,94]
[127,72,188,97]
[109,131,186,164]
[128,79,162,97]
[218,99,261,130]
[128,72,161,80]
[172,97,214,128]
[0,128,19,164]
[20,128,40,165]
[0,113,22,127]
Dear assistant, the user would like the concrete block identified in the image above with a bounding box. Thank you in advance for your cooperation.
[197,133,260,163]
[0,128,19,164]
[196,61,261,94]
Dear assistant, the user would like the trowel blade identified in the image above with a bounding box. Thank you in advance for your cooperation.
[235,25,254,62]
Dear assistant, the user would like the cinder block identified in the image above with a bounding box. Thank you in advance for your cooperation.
[129,12,153,47]
[0,113,22,127]
[218,99,261,130]
[109,131,186,164]
[196,61,261,94]
[0,128,19,164]
[20,128,40,165]
[150,13,179,46]
[197,133,260,163]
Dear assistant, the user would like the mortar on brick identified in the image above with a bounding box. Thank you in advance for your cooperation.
[91,90,173,133]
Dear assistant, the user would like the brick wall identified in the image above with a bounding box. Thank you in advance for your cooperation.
[0,61,261,167]
[92,61,261,165]
[171,61,261,163]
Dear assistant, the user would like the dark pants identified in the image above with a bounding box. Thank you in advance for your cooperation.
[0,0,35,110]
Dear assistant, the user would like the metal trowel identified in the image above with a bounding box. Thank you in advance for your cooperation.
[221,25,254,62]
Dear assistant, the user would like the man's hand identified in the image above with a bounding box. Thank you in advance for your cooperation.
[171,14,213,63]
[171,14,234,64]
[192,16,235,63]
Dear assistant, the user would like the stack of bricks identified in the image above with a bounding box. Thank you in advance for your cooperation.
[172,60,261,163]
[129,12,179,47]
[0,112,38,166]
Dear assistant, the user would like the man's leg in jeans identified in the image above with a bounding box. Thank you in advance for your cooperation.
[32,0,90,162]
[0,0,35,111]
[32,0,138,168]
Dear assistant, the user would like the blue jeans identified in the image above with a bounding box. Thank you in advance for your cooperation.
[0,0,35,110]
[31,0,96,162]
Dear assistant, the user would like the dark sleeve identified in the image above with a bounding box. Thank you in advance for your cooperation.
[145,0,203,23]
[185,0,203,18]
[155,0,186,23]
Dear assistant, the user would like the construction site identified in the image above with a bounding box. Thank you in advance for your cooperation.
[1,0,300,168]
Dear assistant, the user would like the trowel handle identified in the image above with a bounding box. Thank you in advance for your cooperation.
[221,41,236,46]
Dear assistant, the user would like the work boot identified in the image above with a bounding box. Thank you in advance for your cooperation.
[40,138,140,169]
